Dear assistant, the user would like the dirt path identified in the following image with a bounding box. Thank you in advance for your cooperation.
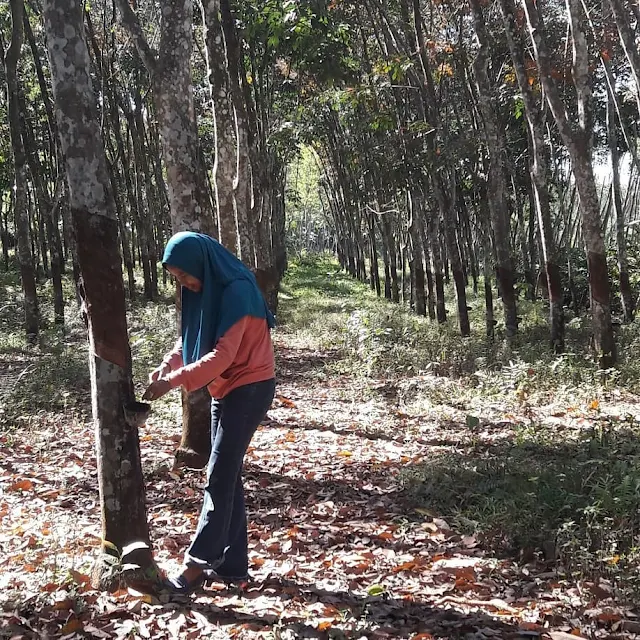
[0,332,637,638]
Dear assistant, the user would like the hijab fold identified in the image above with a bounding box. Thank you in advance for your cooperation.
[162,232,275,365]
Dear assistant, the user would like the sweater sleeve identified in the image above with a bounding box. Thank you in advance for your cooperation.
[164,317,248,393]
[161,338,184,371]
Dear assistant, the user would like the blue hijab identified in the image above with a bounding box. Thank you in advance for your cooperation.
[162,232,275,365]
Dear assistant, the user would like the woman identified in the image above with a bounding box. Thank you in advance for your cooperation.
[143,231,276,594]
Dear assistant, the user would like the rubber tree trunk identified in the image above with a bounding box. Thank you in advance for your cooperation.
[219,0,255,264]
[3,0,39,341]
[429,215,447,324]
[408,189,427,316]
[115,0,218,468]
[434,177,470,335]
[470,0,518,338]
[44,0,157,589]
[499,0,564,351]
[202,0,239,254]
[524,0,616,366]
[607,90,634,322]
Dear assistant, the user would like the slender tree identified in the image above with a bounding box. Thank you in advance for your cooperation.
[2,0,39,341]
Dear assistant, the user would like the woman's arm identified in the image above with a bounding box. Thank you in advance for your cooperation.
[149,338,183,382]
[162,338,184,371]
[164,318,247,392]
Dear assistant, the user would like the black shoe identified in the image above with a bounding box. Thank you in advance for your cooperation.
[164,571,206,595]
[204,569,249,585]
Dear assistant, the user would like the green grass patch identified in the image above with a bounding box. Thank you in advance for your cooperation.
[280,254,640,394]
[402,420,640,592]
[0,264,179,429]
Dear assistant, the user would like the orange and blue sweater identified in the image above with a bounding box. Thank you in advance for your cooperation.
[162,316,275,399]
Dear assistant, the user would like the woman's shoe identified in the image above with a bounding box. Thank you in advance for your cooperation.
[204,569,249,585]
[164,571,206,595]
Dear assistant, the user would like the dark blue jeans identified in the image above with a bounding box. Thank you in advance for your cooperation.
[184,378,275,575]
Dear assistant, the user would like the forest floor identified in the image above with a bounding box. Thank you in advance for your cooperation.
[3,257,640,639]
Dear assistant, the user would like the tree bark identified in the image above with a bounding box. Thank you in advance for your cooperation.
[115,0,217,467]
[219,0,255,265]
[523,0,616,366]
[470,0,518,338]
[44,0,157,589]
[607,0,640,116]
[607,90,634,321]
[3,0,39,341]
[409,0,469,334]
[408,190,426,316]
[499,0,565,351]
[202,0,239,254]
[434,176,470,335]
[429,215,447,324]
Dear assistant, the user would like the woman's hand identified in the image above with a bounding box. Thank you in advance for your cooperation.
[149,363,171,383]
[143,379,172,401]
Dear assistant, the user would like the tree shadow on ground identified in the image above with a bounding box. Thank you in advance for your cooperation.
[183,576,524,638]
[0,576,524,639]
[276,346,343,385]
[401,424,640,571]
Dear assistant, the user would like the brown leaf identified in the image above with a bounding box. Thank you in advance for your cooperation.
[9,479,34,492]
[54,598,75,611]
[60,618,83,634]
[596,611,621,623]
[69,569,92,588]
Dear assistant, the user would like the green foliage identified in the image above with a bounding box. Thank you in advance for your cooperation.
[285,145,333,254]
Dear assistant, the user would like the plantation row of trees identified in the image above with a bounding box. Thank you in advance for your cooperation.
[308,0,640,370]
[4,0,639,370]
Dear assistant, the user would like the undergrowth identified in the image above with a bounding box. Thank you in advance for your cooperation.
[281,254,640,600]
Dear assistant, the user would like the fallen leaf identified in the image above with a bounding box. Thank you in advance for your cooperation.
[54,597,75,611]
[368,584,386,596]
[60,618,83,634]
[9,479,34,492]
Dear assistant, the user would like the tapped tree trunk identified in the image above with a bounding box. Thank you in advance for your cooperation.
[115,0,218,468]
[44,0,157,589]
[523,0,616,366]
[3,0,39,341]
